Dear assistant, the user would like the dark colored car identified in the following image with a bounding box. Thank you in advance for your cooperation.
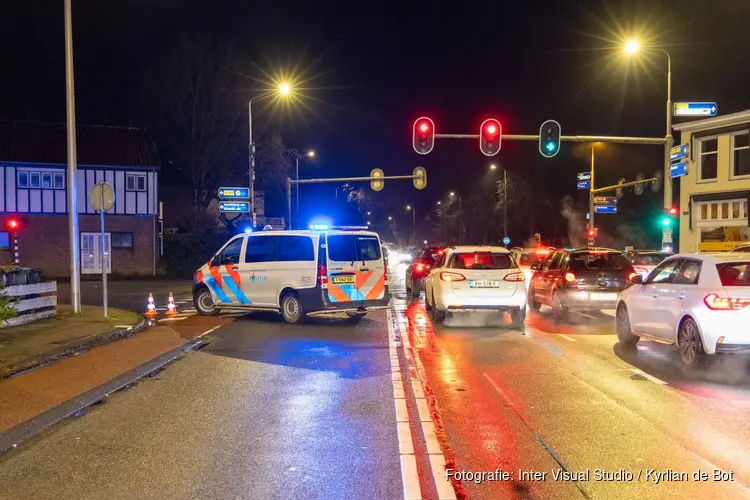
[405,247,444,298]
[527,247,637,318]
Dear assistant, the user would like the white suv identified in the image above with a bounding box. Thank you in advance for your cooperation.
[424,246,527,328]
[616,253,750,365]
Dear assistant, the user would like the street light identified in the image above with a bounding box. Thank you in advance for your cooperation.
[624,39,672,211]
[288,148,316,229]
[248,82,293,228]
[489,164,497,170]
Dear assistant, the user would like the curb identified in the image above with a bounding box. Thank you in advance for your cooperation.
[0,317,149,381]
[0,337,206,455]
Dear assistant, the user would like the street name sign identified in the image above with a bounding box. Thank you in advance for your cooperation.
[577,180,590,190]
[594,205,617,214]
[577,172,591,181]
[673,102,718,117]
[219,201,250,213]
[670,144,688,162]
[218,187,250,199]
[670,161,688,179]
[594,196,617,205]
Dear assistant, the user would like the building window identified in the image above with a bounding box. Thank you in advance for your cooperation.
[17,171,28,188]
[42,172,53,189]
[732,131,750,178]
[29,172,41,188]
[0,232,9,250]
[696,199,748,222]
[699,138,718,181]
[53,172,65,189]
[111,232,134,248]
[126,174,147,192]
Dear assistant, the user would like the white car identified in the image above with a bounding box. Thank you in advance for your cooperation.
[424,246,527,328]
[616,253,750,365]
[626,249,673,280]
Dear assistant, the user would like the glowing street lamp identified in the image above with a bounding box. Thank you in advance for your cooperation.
[624,40,640,54]
[279,82,291,95]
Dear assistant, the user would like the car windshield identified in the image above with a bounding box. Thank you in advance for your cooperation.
[717,262,750,286]
[449,252,513,270]
[569,252,631,271]
[631,253,671,265]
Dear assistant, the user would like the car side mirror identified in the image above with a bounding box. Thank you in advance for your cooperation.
[630,274,643,285]
[530,264,539,271]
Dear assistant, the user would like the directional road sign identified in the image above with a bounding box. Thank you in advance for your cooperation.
[670,161,688,179]
[218,187,250,199]
[594,205,617,214]
[577,180,591,190]
[577,172,591,181]
[670,144,688,162]
[673,102,718,117]
[219,201,250,213]
[594,196,617,205]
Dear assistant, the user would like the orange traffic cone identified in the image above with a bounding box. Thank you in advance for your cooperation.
[145,293,157,319]
[165,292,177,316]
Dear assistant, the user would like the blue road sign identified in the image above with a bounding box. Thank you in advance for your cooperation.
[502,236,510,245]
[577,172,591,181]
[577,180,591,190]
[670,144,688,162]
[673,102,718,117]
[670,161,688,179]
[218,187,250,199]
[594,205,617,214]
[219,201,250,213]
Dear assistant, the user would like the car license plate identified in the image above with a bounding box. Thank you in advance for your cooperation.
[331,275,355,285]
[590,292,616,301]
[469,280,499,288]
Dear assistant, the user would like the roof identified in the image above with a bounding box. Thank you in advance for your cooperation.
[0,121,160,168]
[672,109,750,133]
[449,245,510,253]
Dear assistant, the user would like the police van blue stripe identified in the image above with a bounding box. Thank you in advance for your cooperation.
[204,275,231,303]
[223,275,251,304]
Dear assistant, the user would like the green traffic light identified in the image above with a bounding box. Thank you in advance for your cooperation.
[545,141,556,152]
[661,217,672,227]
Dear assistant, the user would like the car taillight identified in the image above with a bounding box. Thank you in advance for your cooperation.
[440,271,465,282]
[634,266,648,275]
[318,264,328,285]
[503,272,525,282]
[384,263,388,281]
[564,272,576,282]
[628,272,638,281]
[704,293,750,310]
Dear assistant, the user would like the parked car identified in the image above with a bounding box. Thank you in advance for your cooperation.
[405,247,444,298]
[617,253,750,365]
[626,249,674,280]
[528,247,637,319]
[424,246,527,328]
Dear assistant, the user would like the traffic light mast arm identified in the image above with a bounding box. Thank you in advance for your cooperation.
[591,177,657,194]
[290,174,419,184]
[435,133,666,145]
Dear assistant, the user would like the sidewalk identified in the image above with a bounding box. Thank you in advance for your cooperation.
[0,305,142,380]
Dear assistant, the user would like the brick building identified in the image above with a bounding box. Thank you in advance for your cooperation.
[0,122,160,277]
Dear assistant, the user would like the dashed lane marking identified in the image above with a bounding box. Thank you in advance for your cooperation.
[429,454,458,500]
[630,368,668,385]
[400,456,421,500]
[559,334,577,342]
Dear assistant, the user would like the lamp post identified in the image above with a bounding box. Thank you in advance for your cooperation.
[287,149,315,229]
[248,82,291,228]
[624,40,672,211]
[405,205,416,246]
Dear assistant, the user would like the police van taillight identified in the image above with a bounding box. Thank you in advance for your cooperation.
[318,264,328,286]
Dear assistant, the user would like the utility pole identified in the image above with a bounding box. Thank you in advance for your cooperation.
[503,168,508,241]
[588,144,595,247]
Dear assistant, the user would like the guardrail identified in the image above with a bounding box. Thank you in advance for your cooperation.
[1,281,57,328]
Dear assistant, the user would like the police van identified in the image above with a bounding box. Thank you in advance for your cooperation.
[192,227,390,323]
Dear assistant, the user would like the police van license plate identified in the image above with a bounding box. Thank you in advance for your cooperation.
[331,275,356,285]
[470,280,499,288]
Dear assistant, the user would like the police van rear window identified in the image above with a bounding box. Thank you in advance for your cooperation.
[327,235,382,261]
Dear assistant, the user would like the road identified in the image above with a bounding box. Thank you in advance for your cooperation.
[57,279,194,313]
[2,264,750,499]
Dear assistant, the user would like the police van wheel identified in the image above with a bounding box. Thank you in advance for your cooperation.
[281,293,305,324]
[194,288,218,316]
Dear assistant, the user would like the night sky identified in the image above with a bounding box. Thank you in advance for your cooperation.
[3,0,750,245]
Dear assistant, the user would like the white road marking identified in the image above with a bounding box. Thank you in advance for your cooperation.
[630,368,668,385]
[411,380,425,399]
[421,421,441,454]
[559,334,577,342]
[416,399,432,422]
[429,454,458,500]
[196,325,223,338]
[395,395,409,422]
[158,317,189,322]
[574,311,598,320]
[397,422,414,454]
[400,455,422,500]
[601,309,616,316]
[394,385,405,400]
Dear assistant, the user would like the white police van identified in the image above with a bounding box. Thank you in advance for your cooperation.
[192,227,390,323]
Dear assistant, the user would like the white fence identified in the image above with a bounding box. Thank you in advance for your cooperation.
[1,281,57,328]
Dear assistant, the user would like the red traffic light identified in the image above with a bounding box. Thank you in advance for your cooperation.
[6,218,20,231]
[413,117,435,155]
[668,207,678,216]
[588,229,595,237]
[479,118,501,156]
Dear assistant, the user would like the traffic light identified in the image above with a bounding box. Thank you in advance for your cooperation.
[661,207,678,227]
[413,117,435,155]
[5,218,20,232]
[539,120,561,158]
[479,119,501,156]
[588,227,598,238]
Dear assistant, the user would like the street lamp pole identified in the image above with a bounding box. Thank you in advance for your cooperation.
[64,0,81,313]
[503,168,507,240]
[663,50,673,212]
